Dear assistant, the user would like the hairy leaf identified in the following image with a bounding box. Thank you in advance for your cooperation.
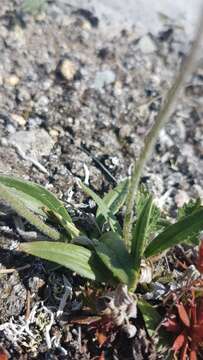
[43,209,80,239]
[131,195,153,269]
[0,175,72,222]
[80,182,121,233]
[178,198,201,220]
[97,179,129,217]
[20,241,110,282]
[136,185,151,216]
[178,198,202,245]
[0,183,60,240]
[144,208,203,258]
[95,232,134,285]
[96,179,128,232]
[136,186,166,232]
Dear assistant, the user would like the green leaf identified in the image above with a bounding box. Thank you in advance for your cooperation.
[95,232,134,285]
[43,209,80,239]
[138,299,161,337]
[144,208,203,258]
[97,179,129,217]
[0,183,60,240]
[0,175,72,222]
[80,182,121,233]
[131,195,153,269]
[96,179,128,230]
[178,198,201,220]
[20,241,114,283]
[136,185,151,216]
[136,186,167,235]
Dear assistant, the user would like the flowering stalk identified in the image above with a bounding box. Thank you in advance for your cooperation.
[123,9,203,247]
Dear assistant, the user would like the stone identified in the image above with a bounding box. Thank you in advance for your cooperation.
[94,69,116,90]
[119,124,132,139]
[0,137,8,146]
[49,128,59,139]
[5,74,20,86]
[11,113,26,126]
[159,129,174,147]
[6,124,16,134]
[138,34,156,54]
[8,129,54,160]
[114,80,123,96]
[59,59,78,81]
[16,87,31,102]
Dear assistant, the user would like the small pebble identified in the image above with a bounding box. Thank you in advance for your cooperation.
[119,124,132,139]
[138,34,156,54]
[49,128,59,139]
[122,324,137,338]
[0,137,8,146]
[11,113,26,126]
[94,69,116,90]
[81,19,92,31]
[17,87,31,102]
[8,129,54,159]
[114,80,123,96]
[37,95,49,107]
[59,59,78,81]
[159,129,173,147]
[6,124,16,134]
[5,74,20,86]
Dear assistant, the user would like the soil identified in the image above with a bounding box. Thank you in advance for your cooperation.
[0,0,203,359]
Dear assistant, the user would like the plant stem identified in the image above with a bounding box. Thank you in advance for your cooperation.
[123,9,203,248]
[129,269,140,292]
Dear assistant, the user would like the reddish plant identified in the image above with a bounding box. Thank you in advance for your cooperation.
[196,239,203,274]
[163,288,203,360]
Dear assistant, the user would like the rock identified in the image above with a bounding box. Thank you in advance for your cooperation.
[49,128,59,139]
[8,129,54,160]
[11,113,26,126]
[159,129,174,147]
[138,34,156,54]
[42,79,53,90]
[73,8,99,28]
[119,124,132,139]
[145,282,166,300]
[175,190,190,208]
[58,58,78,81]
[122,324,137,338]
[6,124,16,134]
[5,74,20,86]
[81,19,92,31]
[0,137,8,146]
[28,117,43,128]
[114,80,123,96]
[37,95,49,107]
[94,69,116,90]
[16,87,31,102]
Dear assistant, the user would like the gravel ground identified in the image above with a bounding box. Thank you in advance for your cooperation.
[0,0,203,359]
